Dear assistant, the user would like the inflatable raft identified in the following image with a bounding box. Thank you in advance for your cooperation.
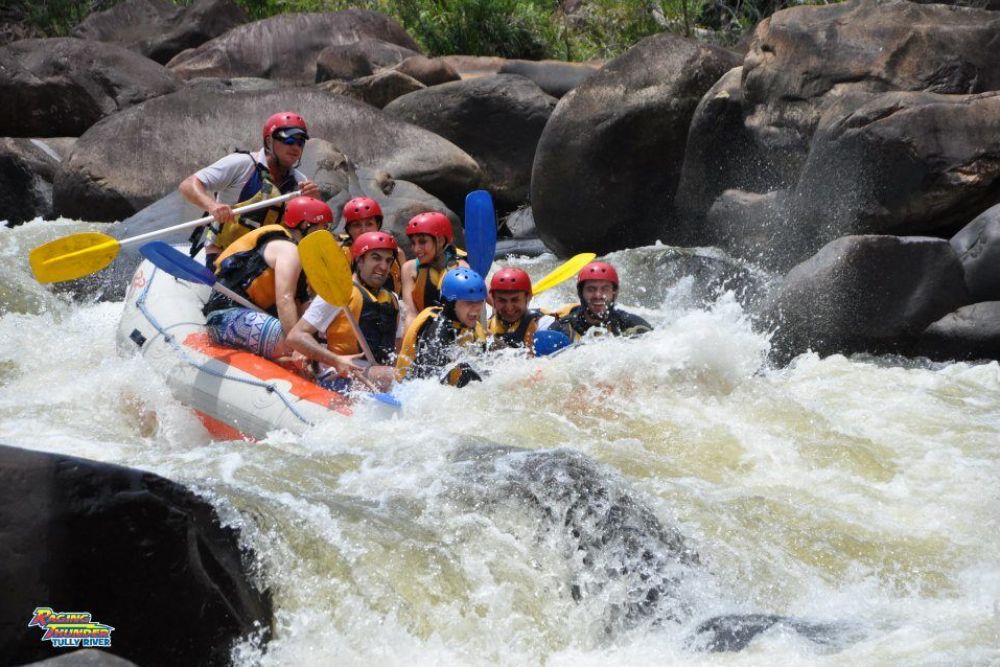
[116,258,370,441]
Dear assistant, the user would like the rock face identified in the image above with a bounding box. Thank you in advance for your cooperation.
[314,37,419,82]
[916,301,1000,361]
[0,138,74,226]
[167,10,419,82]
[70,0,248,64]
[385,74,557,212]
[950,204,1000,302]
[498,59,601,98]
[0,38,179,137]
[531,33,740,256]
[318,69,425,109]
[0,444,271,667]
[392,55,460,87]
[767,235,971,360]
[52,83,481,222]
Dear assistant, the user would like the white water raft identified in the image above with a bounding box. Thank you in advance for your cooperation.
[116,258,359,441]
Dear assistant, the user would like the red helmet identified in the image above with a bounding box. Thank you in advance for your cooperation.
[283,196,332,229]
[351,231,398,261]
[577,261,619,288]
[263,111,309,145]
[405,211,453,243]
[489,267,532,295]
[343,197,383,226]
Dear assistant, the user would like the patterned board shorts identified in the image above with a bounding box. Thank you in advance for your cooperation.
[206,307,284,359]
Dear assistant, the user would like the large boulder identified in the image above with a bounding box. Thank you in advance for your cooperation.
[70,0,248,64]
[167,10,419,82]
[0,138,74,226]
[915,301,1000,361]
[531,33,740,256]
[950,204,1000,302]
[392,55,460,87]
[498,59,601,98]
[767,235,971,360]
[0,38,179,137]
[52,83,481,222]
[0,444,271,667]
[315,37,419,82]
[743,0,1000,182]
[318,69,425,109]
[384,74,556,212]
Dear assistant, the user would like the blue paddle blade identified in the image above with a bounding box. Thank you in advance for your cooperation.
[369,392,402,409]
[464,190,497,278]
[140,241,216,286]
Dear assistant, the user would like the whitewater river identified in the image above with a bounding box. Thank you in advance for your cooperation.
[2,220,998,666]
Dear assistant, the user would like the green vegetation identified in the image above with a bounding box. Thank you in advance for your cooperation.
[2,0,818,59]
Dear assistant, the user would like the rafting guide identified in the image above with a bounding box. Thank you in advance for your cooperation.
[28,607,114,648]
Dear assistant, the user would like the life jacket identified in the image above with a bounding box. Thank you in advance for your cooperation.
[190,151,298,256]
[395,306,485,382]
[551,304,651,342]
[411,245,467,313]
[323,281,399,365]
[338,233,404,294]
[202,225,307,316]
[487,309,542,350]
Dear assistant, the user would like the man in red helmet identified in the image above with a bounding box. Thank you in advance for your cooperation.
[549,261,653,342]
[202,196,331,360]
[179,111,322,269]
[486,267,552,354]
[400,211,468,326]
[336,197,407,294]
[288,230,404,391]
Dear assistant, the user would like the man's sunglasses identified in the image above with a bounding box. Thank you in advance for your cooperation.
[278,135,307,147]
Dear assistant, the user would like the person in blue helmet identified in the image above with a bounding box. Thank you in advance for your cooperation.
[395,267,487,387]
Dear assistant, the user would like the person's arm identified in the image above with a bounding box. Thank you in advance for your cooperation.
[287,314,362,375]
[401,259,419,326]
[267,241,304,336]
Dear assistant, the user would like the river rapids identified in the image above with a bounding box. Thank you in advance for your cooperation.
[1,219,998,666]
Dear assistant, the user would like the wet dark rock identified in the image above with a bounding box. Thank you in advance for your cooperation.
[502,205,536,239]
[0,138,73,226]
[392,55,460,87]
[0,444,271,667]
[0,38,179,137]
[915,301,1000,362]
[385,74,556,212]
[70,0,248,65]
[52,84,480,222]
[690,614,845,652]
[767,235,971,361]
[950,204,1000,302]
[318,70,425,109]
[531,32,739,256]
[498,58,601,98]
[315,38,419,82]
[167,10,419,82]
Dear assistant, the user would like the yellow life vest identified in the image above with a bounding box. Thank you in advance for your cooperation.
[487,310,542,352]
[411,246,468,312]
[395,306,485,382]
[213,154,294,250]
[210,225,292,312]
[324,282,399,364]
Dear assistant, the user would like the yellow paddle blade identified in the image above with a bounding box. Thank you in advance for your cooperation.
[29,232,121,284]
[532,252,597,295]
[298,230,353,307]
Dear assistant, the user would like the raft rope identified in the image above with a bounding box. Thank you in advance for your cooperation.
[135,265,313,427]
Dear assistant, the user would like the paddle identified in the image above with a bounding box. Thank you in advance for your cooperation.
[297,230,377,366]
[532,253,597,295]
[138,241,263,312]
[30,190,302,284]
[464,190,497,278]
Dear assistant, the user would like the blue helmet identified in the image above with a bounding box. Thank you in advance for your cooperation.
[533,329,571,356]
[440,267,487,302]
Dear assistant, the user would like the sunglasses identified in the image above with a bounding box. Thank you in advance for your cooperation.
[277,135,307,147]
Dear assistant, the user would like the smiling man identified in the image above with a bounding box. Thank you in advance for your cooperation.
[549,261,653,342]
[179,111,321,269]
[486,267,551,355]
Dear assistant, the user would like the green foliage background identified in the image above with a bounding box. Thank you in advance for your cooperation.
[2,0,813,59]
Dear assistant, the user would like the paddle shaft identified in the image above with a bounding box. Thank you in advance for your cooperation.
[121,190,302,250]
[343,307,377,366]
